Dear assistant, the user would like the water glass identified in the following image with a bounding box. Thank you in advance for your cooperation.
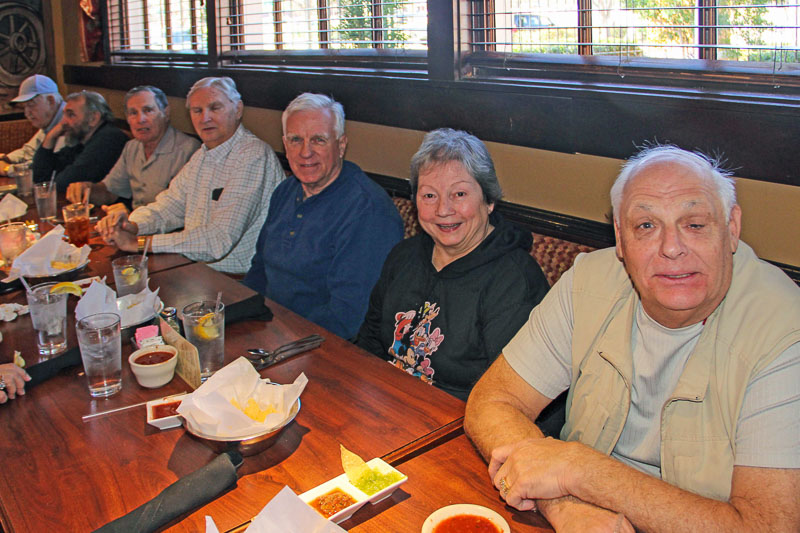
[182,301,225,382]
[0,222,30,266]
[63,203,91,247]
[33,182,57,221]
[26,282,68,357]
[111,255,148,297]
[10,163,33,198]
[76,313,122,398]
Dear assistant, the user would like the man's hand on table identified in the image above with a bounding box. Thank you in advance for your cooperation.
[66,181,92,204]
[0,363,31,403]
[102,203,129,217]
[490,438,635,532]
[490,436,580,503]
[97,209,139,251]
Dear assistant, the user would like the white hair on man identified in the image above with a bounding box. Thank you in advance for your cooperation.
[282,93,345,138]
[610,145,738,222]
[185,77,241,106]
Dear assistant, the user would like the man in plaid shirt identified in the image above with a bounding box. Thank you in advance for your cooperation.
[98,77,284,274]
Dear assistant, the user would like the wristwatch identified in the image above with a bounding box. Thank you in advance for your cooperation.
[137,236,150,252]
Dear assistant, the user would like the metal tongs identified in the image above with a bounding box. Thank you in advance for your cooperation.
[244,334,324,370]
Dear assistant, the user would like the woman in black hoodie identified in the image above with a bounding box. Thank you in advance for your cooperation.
[356,128,549,400]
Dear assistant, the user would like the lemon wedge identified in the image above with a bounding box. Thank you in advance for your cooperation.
[193,312,220,341]
[49,282,83,297]
[120,266,141,285]
[13,351,25,368]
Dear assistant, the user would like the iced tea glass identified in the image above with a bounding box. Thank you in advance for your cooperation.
[182,301,225,382]
[63,203,91,247]
[76,313,122,398]
[26,282,68,357]
[112,255,148,297]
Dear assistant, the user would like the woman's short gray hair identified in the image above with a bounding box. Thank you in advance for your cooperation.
[410,128,502,205]
[611,145,737,222]
[185,77,241,107]
[66,90,113,122]
[282,93,345,138]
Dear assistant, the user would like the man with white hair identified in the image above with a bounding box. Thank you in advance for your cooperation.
[465,146,800,532]
[243,92,403,339]
[98,77,283,274]
[0,74,65,176]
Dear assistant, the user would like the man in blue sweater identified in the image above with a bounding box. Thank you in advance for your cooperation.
[243,93,403,339]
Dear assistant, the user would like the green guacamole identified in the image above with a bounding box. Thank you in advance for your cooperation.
[353,468,404,495]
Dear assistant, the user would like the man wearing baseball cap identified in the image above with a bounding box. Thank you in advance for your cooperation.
[0,74,66,176]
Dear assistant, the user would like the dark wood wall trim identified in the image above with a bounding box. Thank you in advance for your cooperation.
[65,64,800,186]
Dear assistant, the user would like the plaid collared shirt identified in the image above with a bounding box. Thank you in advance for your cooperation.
[129,124,284,274]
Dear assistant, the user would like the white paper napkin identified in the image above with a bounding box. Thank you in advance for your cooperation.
[178,358,308,439]
[10,225,90,277]
[0,193,28,222]
[204,486,346,533]
[75,280,160,328]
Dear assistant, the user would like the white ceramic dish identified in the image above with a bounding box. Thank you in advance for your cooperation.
[146,393,188,430]
[299,457,408,523]
[421,504,510,533]
[129,344,178,388]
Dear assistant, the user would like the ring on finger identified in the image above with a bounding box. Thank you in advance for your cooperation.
[498,477,510,498]
[0,376,5,391]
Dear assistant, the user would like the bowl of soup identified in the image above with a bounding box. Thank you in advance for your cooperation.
[129,345,178,388]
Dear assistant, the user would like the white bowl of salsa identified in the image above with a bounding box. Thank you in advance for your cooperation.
[129,344,178,388]
[421,504,510,533]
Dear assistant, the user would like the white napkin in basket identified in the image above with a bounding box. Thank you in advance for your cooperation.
[179,357,308,439]
[10,225,90,277]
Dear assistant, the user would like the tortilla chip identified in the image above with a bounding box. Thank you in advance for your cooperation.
[340,444,370,485]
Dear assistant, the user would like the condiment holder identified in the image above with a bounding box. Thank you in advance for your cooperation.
[298,458,407,523]
[129,344,178,388]
[146,393,188,430]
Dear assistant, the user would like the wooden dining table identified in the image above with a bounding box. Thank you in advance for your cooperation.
[0,190,552,532]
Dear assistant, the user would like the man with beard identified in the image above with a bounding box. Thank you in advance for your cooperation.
[33,90,128,192]
[0,75,66,176]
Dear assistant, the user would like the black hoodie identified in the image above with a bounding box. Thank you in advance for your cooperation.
[355,213,549,400]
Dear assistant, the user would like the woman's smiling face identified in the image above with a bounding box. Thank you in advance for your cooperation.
[416,160,494,266]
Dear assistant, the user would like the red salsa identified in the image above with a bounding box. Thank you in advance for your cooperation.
[433,514,501,533]
[151,400,181,419]
[309,488,357,518]
[135,351,175,365]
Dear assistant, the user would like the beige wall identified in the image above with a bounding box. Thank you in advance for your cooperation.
[51,0,798,266]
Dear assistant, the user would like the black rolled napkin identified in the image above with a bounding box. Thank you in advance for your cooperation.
[93,450,243,533]
[224,292,272,324]
[26,346,82,388]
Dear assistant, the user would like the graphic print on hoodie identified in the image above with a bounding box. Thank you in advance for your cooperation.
[388,302,445,384]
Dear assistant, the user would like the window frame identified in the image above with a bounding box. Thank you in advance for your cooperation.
[457,0,800,91]
[103,0,800,93]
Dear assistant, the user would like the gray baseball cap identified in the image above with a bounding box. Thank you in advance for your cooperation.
[11,74,59,103]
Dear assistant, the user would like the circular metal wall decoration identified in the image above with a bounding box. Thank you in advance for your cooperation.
[0,5,46,86]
